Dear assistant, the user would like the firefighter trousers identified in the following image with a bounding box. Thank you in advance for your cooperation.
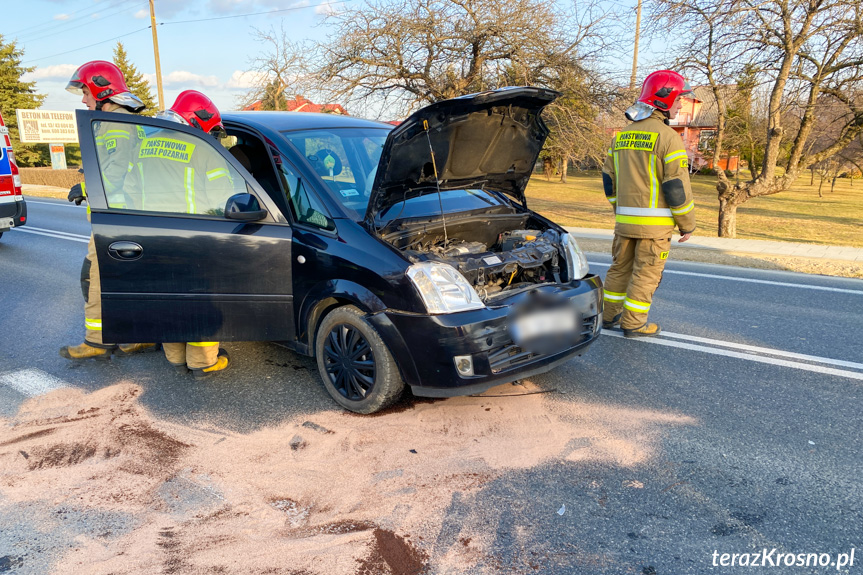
[82,235,111,347]
[163,343,220,370]
[602,234,671,330]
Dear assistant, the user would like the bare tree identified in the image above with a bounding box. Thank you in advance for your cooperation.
[652,0,863,237]
[315,0,561,116]
[313,0,618,174]
[240,24,309,111]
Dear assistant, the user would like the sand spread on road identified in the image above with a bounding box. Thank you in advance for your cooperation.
[0,381,694,574]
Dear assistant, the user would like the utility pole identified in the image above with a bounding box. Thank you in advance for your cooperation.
[149,0,165,110]
[629,0,643,90]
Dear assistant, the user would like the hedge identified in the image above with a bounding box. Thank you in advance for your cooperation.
[19,168,84,188]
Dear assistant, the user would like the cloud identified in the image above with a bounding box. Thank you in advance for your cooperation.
[314,0,342,16]
[206,0,313,14]
[53,13,71,20]
[142,70,221,89]
[22,64,78,81]
[134,9,148,19]
[226,70,267,90]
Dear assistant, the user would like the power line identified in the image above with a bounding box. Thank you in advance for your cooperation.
[161,1,349,25]
[19,1,349,66]
[15,0,124,35]
[15,0,142,40]
[22,27,152,64]
[20,1,147,45]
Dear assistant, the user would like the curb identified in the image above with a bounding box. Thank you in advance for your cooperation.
[566,227,863,263]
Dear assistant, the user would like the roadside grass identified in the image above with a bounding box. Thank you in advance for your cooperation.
[525,171,863,248]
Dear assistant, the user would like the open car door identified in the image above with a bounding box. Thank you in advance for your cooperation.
[76,110,295,344]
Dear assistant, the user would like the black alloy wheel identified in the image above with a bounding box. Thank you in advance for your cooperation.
[322,323,376,401]
[314,305,405,414]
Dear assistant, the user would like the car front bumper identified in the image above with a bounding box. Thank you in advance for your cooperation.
[367,275,603,397]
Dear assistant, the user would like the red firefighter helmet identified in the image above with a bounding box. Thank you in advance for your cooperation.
[637,70,693,111]
[157,90,225,138]
[66,60,145,112]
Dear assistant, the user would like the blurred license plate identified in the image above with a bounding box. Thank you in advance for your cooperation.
[512,309,577,341]
[0,217,13,229]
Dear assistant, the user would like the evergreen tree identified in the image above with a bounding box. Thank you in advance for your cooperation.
[0,34,47,166]
[112,42,156,116]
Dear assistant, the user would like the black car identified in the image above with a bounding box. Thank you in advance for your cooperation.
[77,86,603,413]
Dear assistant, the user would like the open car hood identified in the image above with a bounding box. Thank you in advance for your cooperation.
[365,86,559,223]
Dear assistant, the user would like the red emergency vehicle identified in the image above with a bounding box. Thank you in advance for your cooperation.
[0,112,27,239]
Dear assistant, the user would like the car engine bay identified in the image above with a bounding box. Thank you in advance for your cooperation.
[383,215,569,301]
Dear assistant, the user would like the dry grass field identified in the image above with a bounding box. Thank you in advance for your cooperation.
[526,171,863,248]
[20,167,862,248]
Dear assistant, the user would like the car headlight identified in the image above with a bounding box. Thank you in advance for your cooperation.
[562,233,590,280]
[406,262,485,314]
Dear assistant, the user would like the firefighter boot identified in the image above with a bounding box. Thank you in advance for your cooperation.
[623,323,662,338]
[192,350,230,381]
[116,343,159,356]
[59,341,115,360]
[602,313,621,330]
[170,363,190,375]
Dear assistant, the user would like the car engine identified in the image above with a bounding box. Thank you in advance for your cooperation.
[398,228,565,300]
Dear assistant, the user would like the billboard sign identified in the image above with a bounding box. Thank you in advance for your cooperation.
[15,109,79,143]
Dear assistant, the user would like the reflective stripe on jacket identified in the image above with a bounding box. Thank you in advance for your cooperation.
[601,110,696,239]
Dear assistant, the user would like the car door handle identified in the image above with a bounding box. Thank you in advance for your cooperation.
[107,241,143,261]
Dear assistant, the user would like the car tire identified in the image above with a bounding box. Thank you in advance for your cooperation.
[314,305,404,414]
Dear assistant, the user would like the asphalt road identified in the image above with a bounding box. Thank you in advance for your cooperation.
[1,197,862,574]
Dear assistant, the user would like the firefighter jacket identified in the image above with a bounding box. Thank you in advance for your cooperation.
[602,110,696,239]
[93,107,137,209]
[126,129,236,214]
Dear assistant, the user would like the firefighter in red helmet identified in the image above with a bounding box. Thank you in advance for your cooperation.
[600,70,697,337]
[130,90,232,379]
[60,61,157,360]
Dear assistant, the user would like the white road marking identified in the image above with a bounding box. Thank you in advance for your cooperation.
[659,330,863,370]
[11,227,88,243]
[601,330,863,381]
[588,261,863,295]
[0,369,69,397]
[23,200,83,208]
[22,226,88,239]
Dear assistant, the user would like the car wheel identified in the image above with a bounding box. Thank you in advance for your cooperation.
[315,305,404,414]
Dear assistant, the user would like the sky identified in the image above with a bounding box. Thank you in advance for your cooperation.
[5,0,648,119]
[6,0,346,115]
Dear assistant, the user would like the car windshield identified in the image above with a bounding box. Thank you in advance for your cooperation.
[282,127,390,221]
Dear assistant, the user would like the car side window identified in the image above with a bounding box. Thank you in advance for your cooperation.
[274,154,335,231]
[92,119,246,216]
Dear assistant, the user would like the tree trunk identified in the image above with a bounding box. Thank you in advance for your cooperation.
[817,176,824,198]
[810,168,814,185]
[831,175,837,193]
[718,197,739,238]
[559,158,567,183]
[543,158,553,181]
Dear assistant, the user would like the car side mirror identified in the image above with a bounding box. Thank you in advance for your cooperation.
[225,193,268,221]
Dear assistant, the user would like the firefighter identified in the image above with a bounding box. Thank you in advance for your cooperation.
[600,70,697,337]
[134,90,231,379]
[60,61,157,359]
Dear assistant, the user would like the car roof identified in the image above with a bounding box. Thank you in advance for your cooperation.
[221,111,394,134]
